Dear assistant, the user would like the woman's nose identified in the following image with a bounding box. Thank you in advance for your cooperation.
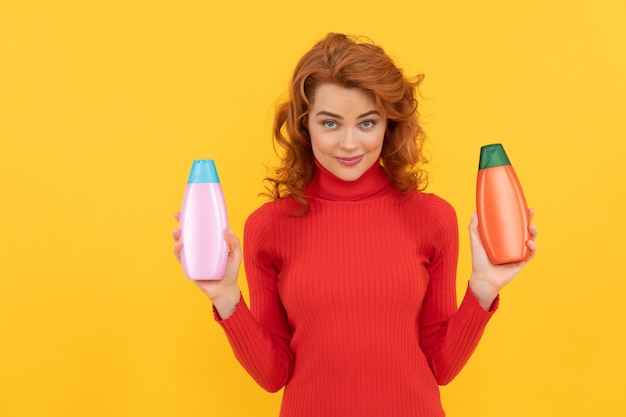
[339,128,358,150]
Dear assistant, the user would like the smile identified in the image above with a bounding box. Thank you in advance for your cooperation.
[336,155,364,167]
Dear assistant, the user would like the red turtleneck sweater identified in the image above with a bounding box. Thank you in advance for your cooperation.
[216,161,497,416]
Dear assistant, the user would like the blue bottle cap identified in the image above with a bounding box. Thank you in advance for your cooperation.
[187,160,220,183]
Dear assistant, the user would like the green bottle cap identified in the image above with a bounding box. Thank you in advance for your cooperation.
[478,143,511,170]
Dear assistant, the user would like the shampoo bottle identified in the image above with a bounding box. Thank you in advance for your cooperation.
[180,160,229,280]
[476,144,530,265]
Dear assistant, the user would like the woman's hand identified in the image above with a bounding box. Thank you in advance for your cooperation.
[468,208,538,310]
[173,212,242,319]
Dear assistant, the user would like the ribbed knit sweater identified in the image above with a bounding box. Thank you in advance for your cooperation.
[217,160,497,416]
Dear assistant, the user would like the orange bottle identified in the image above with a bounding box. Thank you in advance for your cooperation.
[476,143,530,264]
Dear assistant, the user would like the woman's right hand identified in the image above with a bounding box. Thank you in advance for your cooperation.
[173,211,242,319]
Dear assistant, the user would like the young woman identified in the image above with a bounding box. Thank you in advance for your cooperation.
[173,32,538,417]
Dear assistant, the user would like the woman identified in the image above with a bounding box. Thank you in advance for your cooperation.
[173,32,538,416]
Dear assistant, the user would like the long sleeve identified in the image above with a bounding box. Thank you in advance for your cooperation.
[418,196,496,385]
[211,161,498,417]
[216,203,294,392]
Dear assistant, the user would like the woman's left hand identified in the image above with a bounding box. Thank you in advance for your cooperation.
[468,208,538,310]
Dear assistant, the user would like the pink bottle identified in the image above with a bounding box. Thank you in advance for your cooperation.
[180,160,229,280]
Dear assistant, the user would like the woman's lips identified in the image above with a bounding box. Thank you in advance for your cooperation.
[336,155,364,167]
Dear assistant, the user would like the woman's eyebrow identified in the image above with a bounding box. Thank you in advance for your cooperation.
[357,110,380,119]
[315,110,343,119]
[314,110,380,119]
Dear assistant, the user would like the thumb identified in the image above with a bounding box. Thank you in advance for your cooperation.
[468,212,489,259]
[224,228,242,259]
[468,212,481,244]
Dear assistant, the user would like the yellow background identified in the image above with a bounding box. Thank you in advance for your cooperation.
[1,0,625,416]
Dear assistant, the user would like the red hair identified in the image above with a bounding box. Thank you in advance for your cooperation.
[265,33,429,212]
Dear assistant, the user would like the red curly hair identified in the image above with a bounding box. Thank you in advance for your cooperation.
[265,33,429,213]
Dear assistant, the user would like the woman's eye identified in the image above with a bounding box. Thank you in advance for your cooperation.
[322,120,337,128]
[360,120,375,128]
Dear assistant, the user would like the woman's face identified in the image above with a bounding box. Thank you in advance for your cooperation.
[307,83,387,182]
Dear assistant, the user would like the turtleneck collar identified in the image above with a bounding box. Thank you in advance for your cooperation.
[306,158,392,201]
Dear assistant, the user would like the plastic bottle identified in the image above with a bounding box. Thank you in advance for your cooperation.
[180,160,229,280]
[476,144,530,265]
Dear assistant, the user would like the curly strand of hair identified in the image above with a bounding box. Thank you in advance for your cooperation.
[261,101,313,214]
